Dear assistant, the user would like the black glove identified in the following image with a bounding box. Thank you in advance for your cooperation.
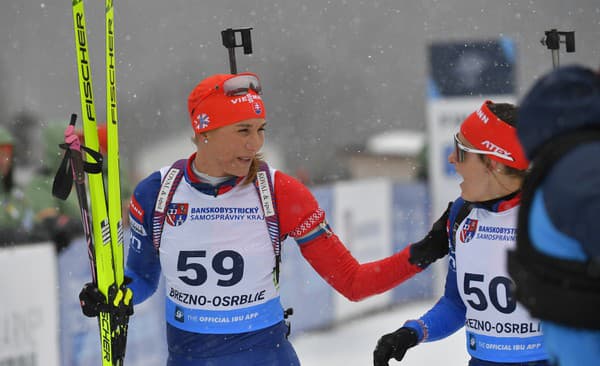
[79,282,106,317]
[79,281,134,318]
[373,327,419,366]
[408,202,452,268]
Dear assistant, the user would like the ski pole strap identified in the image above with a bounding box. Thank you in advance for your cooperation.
[53,143,104,200]
[80,145,104,174]
[152,159,187,251]
[254,162,282,283]
[53,147,75,200]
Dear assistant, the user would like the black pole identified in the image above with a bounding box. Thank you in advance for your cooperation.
[228,47,237,74]
[221,27,253,74]
[541,29,575,69]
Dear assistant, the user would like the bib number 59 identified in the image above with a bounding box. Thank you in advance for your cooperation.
[177,250,244,287]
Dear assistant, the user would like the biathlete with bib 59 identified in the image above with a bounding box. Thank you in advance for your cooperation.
[79,71,453,365]
[374,101,550,366]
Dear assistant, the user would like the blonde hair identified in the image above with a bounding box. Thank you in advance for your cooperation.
[244,154,265,185]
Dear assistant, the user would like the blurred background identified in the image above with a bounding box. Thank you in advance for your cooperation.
[1,1,599,365]
[2,0,599,184]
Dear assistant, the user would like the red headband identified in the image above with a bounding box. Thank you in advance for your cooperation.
[188,73,266,134]
[460,101,529,170]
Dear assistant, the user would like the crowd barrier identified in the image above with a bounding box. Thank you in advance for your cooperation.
[0,243,60,366]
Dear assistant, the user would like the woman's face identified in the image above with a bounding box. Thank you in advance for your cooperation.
[448,132,494,202]
[198,118,266,177]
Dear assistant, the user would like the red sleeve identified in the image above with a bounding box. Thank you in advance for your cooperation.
[274,170,322,237]
[299,233,423,301]
[274,170,422,301]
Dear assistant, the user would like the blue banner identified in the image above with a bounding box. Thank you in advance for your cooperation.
[428,37,516,98]
[390,183,435,303]
[280,186,335,334]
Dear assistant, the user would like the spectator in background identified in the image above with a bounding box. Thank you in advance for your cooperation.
[25,121,82,251]
[9,110,39,168]
[508,65,600,366]
[0,125,34,246]
[374,101,550,366]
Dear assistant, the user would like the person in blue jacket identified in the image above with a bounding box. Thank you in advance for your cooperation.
[373,100,550,366]
[508,65,600,366]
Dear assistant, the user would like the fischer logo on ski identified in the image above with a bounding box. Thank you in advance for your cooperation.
[50,0,132,365]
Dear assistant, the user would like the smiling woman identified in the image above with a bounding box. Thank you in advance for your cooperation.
[449,102,527,203]
[373,101,549,366]
[193,118,266,179]
[187,73,267,182]
[78,72,456,366]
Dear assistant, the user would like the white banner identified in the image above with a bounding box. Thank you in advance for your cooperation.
[330,178,392,320]
[0,243,60,366]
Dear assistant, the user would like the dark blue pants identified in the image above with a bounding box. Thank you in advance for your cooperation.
[166,321,299,366]
[469,358,550,366]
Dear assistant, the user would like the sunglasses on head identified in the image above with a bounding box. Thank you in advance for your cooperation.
[222,73,262,96]
[453,133,514,163]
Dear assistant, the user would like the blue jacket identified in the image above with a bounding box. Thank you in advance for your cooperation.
[517,65,600,366]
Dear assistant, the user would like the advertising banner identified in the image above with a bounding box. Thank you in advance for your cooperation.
[390,183,435,303]
[0,243,60,366]
[331,178,393,320]
[59,233,168,366]
[280,186,335,334]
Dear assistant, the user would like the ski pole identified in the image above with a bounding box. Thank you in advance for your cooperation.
[53,114,99,281]
[221,27,253,74]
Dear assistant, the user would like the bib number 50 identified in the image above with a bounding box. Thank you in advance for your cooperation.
[177,250,244,287]
[463,272,516,314]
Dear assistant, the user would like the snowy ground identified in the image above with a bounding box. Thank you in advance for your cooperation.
[293,300,469,366]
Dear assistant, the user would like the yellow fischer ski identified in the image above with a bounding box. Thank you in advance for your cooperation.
[105,0,132,362]
[71,0,130,364]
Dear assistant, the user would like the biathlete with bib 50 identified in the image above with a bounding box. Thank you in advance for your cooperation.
[374,101,551,366]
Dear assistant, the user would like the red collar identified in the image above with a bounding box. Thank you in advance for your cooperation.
[497,191,521,212]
